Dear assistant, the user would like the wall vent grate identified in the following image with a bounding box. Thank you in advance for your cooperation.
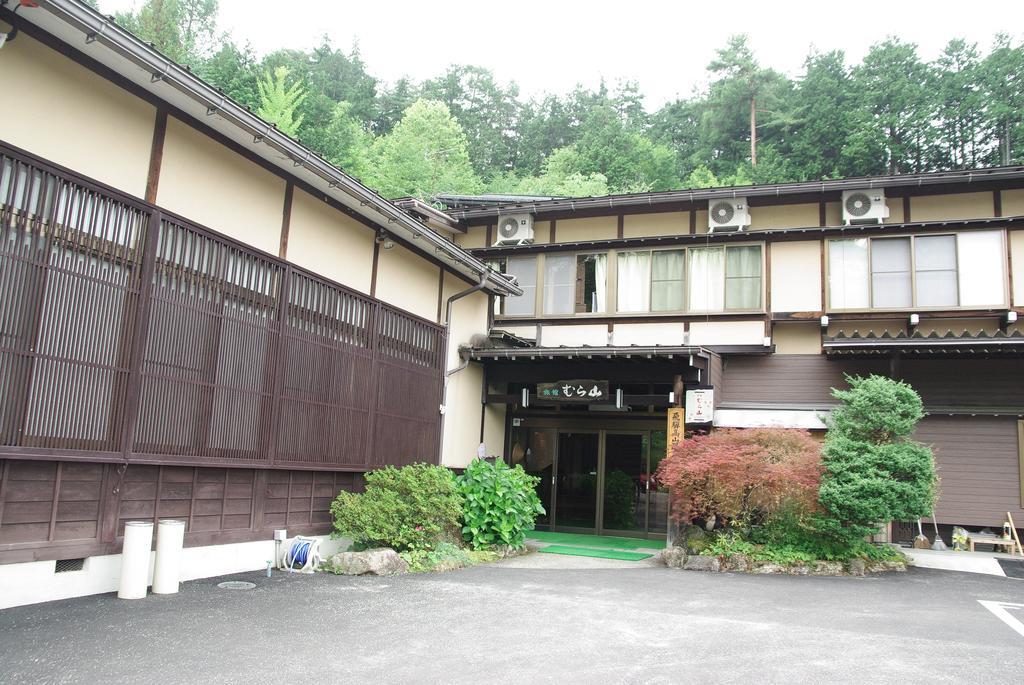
[55,558,86,573]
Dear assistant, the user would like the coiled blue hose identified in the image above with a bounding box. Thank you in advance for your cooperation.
[286,539,312,571]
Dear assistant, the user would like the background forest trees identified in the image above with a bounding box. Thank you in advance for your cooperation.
[110,1,1024,200]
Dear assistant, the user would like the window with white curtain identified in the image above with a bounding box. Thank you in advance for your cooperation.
[688,248,725,312]
[870,238,912,308]
[957,231,1005,306]
[576,254,607,313]
[725,245,762,309]
[617,251,650,312]
[651,250,685,311]
[543,254,576,314]
[504,256,536,316]
[829,239,869,309]
[914,235,958,307]
[828,231,1005,310]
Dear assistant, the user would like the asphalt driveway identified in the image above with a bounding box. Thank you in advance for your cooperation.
[1,556,1023,684]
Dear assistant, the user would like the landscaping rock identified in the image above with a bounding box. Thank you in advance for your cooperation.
[787,563,810,576]
[847,558,866,576]
[722,553,751,572]
[661,546,688,568]
[752,562,785,574]
[683,555,721,572]
[327,548,409,576]
[866,560,907,573]
[812,561,844,576]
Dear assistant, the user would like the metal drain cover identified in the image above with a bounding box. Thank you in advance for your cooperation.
[217,581,256,590]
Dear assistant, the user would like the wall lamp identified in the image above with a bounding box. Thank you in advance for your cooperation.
[819,315,829,328]
[909,313,920,327]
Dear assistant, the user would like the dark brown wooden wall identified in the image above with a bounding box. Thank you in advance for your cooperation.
[721,354,1024,409]
[719,355,887,405]
[914,417,1024,527]
[0,458,362,564]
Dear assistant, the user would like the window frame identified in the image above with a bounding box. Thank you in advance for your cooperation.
[494,243,765,320]
[825,230,1008,313]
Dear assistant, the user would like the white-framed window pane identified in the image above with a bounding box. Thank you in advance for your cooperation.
[957,231,1005,306]
[504,256,536,316]
[725,246,761,309]
[915,235,956,271]
[871,238,911,308]
[828,239,869,309]
[543,254,575,315]
[916,270,959,307]
[914,235,958,307]
[688,248,725,312]
[577,253,607,313]
[651,250,684,312]
[726,278,761,310]
[617,251,651,312]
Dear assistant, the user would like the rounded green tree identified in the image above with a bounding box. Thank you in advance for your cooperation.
[817,374,937,545]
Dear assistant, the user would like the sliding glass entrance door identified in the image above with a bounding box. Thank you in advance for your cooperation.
[545,428,668,538]
[601,432,647,535]
[554,432,600,531]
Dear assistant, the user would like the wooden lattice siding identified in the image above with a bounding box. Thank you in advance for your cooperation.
[0,142,445,471]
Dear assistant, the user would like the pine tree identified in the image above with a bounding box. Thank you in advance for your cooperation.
[817,375,937,545]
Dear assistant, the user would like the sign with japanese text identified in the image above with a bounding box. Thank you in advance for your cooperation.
[667,408,685,455]
[685,388,714,424]
[536,380,609,402]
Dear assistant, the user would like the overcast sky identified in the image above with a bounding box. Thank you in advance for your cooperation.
[100,0,1020,110]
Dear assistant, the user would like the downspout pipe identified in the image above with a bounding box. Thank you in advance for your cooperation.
[437,271,490,464]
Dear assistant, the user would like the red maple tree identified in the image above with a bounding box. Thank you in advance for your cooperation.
[656,428,823,526]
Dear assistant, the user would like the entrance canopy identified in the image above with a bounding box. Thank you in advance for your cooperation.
[464,343,725,408]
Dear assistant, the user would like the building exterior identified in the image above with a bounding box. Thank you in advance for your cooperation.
[0,0,518,607]
[1,0,1022,608]
[443,167,1024,543]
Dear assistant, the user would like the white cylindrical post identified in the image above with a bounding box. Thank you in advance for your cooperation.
[152,519,186,595]
[118,521,153,600]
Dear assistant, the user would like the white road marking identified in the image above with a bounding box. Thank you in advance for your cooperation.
[978,600,1024,638]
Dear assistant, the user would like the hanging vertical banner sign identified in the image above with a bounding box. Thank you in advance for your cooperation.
[685,388,715,424]
[667,407,685,456]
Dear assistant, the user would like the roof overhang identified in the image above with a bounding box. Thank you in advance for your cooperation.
[448,168,1024,223]
[6,1,520,297]
[464,344,717,364]
[470,215,1024,258]
[823,331,1024,357]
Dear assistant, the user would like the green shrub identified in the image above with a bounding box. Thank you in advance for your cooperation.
[456,458,545,549]
[400,542,499,573]
[817,375,937,546]
[330,463,463,553]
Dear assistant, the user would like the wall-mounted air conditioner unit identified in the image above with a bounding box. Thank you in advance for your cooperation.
[708,198,750,233]
[842,189,889,225]
[495,213,534,245]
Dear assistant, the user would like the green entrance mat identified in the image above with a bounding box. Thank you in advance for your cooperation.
[529,531,664,550]
[538,545,653,561]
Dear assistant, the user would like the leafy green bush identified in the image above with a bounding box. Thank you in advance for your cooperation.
[400,542,499,573]
[456,459,545,549]
[702,528,902,564]
[330,463,463,552]
[817,375,937,546]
